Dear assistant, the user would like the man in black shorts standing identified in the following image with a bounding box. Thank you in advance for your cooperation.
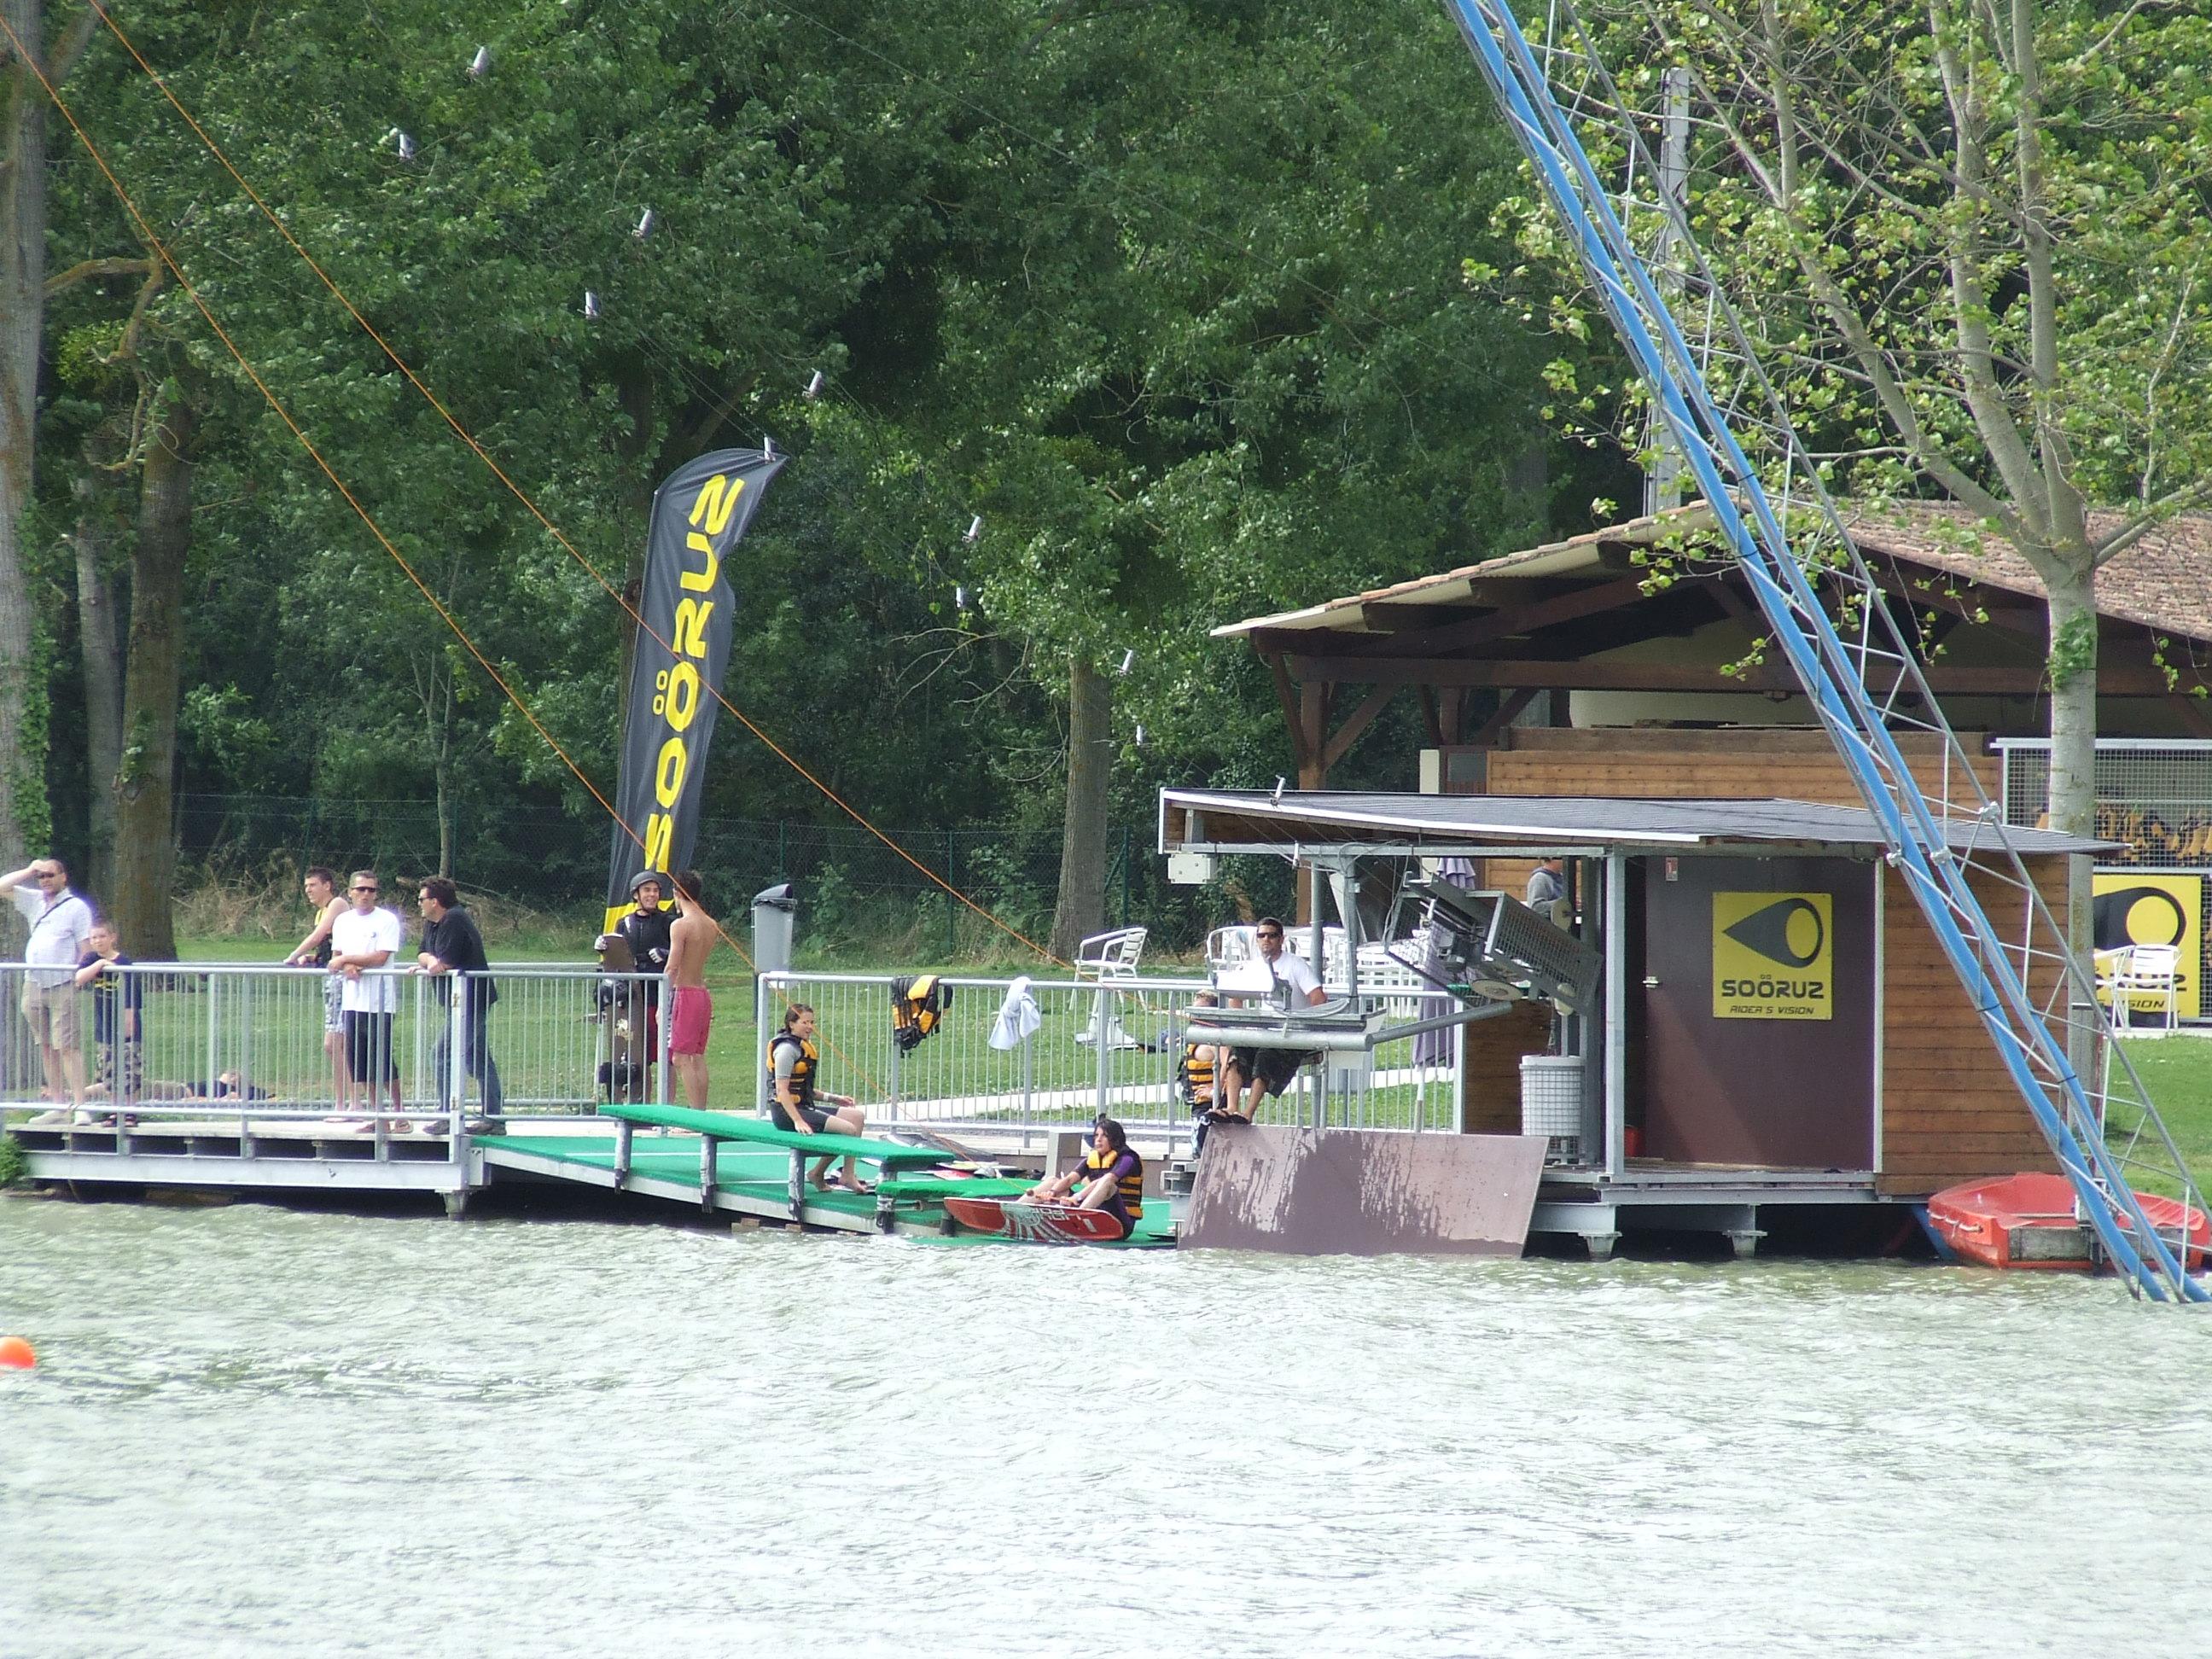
[1219,917,1328,1122]
[765,1002,873,1194]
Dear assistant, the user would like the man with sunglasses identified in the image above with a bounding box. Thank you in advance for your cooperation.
[329,870,407,1130]
[1219,916,1327,1123]
[3,857,93,1114]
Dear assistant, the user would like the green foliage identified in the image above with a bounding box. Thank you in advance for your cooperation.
[0,1132,26,1190]
[35,0,1592,908]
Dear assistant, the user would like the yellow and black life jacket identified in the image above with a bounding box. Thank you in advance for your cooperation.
[891,974,951,1053]
[1081,1144,1144,1218]
[1177,1042,1217,1109]
[766,1032,818,1107]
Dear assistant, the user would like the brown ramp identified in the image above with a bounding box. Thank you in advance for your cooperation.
[1182,1127,1545,1256]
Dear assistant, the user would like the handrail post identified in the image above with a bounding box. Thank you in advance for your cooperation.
[1092,985,1111,1121]
[448,977,469,1144]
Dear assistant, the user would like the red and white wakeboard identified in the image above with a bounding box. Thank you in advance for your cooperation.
[941,1195,1128,1243]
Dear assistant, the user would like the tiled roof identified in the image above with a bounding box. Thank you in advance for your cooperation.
[1844,503,2212,644]
[1215,501,2212,643]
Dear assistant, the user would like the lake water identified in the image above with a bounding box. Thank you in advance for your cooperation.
[3,1195,2209,1656]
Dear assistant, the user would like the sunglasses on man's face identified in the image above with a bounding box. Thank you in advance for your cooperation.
[352,884,378,894]
[1257,931,1282,942]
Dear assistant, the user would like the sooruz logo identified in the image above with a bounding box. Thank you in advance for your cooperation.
[1712,892,1834,1021]
[640,471,742,870]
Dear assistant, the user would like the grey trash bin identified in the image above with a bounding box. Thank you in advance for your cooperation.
[752,882,797,976]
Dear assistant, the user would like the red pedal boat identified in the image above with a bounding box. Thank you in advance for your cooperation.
[1926,1172,2209,1272]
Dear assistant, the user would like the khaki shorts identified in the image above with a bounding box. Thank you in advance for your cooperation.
[21,981,81,1051]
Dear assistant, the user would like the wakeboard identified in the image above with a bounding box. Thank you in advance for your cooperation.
[941,1195,1129,1244]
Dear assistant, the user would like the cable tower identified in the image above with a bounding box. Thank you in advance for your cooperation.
[1442,0,2207,1300]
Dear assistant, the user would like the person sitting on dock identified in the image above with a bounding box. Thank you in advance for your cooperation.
[1179,992,1239,1155]
[766,1002,873,1194]
[1218,917,1326,1123]
[1023,1115,1144,1240]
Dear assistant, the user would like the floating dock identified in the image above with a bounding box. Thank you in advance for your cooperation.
[3,1109,1179,1245]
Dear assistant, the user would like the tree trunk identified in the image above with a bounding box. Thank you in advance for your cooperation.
[2044,555,2098,1074]
[111,395,198,958]
[0,0,52,933]
[1049,652,1111,960]
[73,481,125,899]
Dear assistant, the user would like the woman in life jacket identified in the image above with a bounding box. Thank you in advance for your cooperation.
[766,1003,873,1194]
[1024,1115,1144,1240]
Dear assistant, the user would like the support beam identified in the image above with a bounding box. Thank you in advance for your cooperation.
[1320,683,1398,771]
[1298,680,1329,789]
[1464,687,1539,751]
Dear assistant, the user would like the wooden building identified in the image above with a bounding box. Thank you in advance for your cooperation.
[1217,502,2212,789]
[1161,788,2105,1257]
[1190,501,2199,1254]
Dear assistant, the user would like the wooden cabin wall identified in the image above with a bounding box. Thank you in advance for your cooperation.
[1876,856,2064,1196]
[1458,1003,1555,1133]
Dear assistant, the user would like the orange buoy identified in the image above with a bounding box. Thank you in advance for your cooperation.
[0,1336,35,1370]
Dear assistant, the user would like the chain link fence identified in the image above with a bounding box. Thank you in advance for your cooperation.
[172,795,1293,958]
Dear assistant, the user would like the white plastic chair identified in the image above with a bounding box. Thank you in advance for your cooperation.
[1074,927,1148,983]
[1074,927,1149,1051]
[2112,943,2180,1036]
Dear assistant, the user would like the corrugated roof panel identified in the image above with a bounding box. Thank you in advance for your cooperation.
[1160,789,2111,855]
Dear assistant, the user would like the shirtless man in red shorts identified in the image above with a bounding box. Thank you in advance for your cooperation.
[665,869,717,1109]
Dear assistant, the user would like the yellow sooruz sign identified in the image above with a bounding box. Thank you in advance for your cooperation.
[1713,892,1834,1021]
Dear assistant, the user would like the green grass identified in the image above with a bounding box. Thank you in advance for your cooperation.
[2109,1037,2212,1190]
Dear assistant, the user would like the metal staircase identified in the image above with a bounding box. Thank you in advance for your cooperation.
[1440,0,2209,1299]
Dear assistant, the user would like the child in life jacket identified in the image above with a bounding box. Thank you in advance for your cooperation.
[1024,1115,1144,1240]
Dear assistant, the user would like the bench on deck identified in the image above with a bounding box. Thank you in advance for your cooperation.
[597,1102,948,1225]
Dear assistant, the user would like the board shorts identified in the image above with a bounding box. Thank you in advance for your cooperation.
[20,981,79,1050]
[769,1101,835,1134]
[97,1039,144,1100]
[1230,1045,1319,1098]
[670,985,713,1057]
[343,1010,398,1082]
[323,972,345,1034]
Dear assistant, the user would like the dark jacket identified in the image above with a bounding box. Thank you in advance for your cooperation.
[420,906,498,1010]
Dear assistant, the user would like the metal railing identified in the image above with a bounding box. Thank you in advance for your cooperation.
[0,961,668,1145]
[754,969,1467,1154]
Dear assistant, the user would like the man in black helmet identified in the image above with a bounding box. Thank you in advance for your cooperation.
[614,870,673,1097]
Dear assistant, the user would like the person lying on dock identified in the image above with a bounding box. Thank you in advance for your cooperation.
[1022,1115,1144,1240]
[765,1003,874,1194]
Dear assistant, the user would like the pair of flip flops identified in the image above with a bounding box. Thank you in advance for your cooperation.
[814,1173,877,1196]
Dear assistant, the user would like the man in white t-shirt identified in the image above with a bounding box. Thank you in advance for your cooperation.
[329,869,406,1129]
[3,857,94,1112]
[1219,915,1328,1122]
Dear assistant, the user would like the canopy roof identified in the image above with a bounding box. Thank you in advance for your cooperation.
[1160,788,2114,856]
[1215,503,2212,647]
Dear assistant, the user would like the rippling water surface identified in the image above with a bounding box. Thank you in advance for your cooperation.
[3,1195,2209,1656]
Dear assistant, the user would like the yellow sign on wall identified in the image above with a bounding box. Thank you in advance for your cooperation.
[2093,870,2203,1021]
[1712,892,1835,1020]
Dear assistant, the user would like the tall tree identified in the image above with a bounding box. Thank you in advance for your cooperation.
[1532,0,2212,935]
[1,2,96,917]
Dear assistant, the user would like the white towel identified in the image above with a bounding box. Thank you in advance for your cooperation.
[990,976,1042,1050]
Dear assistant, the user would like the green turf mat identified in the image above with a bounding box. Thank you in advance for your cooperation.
[594,1103,943,1167]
